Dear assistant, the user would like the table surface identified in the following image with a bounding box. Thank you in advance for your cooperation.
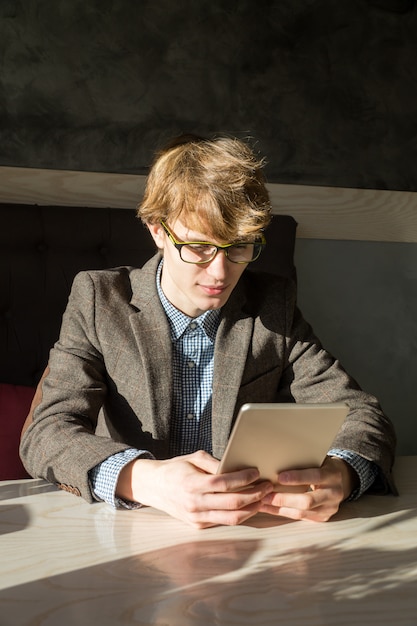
[1,456,416,626]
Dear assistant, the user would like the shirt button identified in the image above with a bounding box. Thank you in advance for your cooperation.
[190,322,197,330]
[187,361,195,368]
[186,413,194,420]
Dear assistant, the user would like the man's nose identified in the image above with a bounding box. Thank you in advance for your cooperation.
[206,249,229,277]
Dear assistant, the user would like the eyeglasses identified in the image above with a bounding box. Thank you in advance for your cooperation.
[160,221,266,265]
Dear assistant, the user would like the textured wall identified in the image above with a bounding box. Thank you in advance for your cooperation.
[1,0,416,453]
[1,0,417,189]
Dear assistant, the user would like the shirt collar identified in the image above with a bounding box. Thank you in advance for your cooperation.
[156,260,221,342]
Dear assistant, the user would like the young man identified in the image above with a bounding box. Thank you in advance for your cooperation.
[20,135,396,528]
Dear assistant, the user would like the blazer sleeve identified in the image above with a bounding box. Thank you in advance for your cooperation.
[20,271,136,502]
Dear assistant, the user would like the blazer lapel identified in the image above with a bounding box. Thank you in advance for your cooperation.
[128,256,173,442]
[212,280,253,459]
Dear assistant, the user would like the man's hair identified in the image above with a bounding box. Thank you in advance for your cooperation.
[137,134,272,241]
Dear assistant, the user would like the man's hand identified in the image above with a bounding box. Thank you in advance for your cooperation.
[116,450,274,528]
[259,456,359,522]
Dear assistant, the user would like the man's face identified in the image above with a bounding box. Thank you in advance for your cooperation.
[148,220,248,318]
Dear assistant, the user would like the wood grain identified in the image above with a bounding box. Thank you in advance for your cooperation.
[269,183,417,243]
[1,166,417,242]
[0,457,416,625]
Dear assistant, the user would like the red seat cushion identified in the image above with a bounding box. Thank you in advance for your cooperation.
[0,383,35,479]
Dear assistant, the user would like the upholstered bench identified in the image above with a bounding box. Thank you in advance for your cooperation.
[0,204,296,479]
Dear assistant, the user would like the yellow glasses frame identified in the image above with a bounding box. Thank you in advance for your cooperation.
[160,221,266,264]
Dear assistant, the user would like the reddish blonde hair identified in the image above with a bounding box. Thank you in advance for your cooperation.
[137,135,272,241]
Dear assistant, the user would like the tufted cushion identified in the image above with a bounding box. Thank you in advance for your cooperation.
[0,383,35,479]
[0,204,156,386]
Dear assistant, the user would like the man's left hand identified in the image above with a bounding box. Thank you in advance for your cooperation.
[259,456,359,522]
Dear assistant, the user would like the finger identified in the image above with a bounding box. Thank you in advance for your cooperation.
[209,467,267,494]
[188,501,264,529]
[277,467,326,487]
[185,451,268,494]
[262,485,341,511]
[175,485,271,528]
[201,480,274,511]
[260,483,344,523]
[184,451,263,486]
[259,502,339,523]
[182,450,221,474]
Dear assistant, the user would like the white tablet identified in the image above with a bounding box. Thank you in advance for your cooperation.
[217,402,349,485]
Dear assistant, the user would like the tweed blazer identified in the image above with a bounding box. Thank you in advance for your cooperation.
[20,254,396,501]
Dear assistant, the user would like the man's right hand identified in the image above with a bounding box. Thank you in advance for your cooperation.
[116,450,274,528]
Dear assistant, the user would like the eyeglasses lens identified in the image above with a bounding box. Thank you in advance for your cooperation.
[180,243,260,264]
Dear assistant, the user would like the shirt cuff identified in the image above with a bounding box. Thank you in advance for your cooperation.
[327,448,379,501]
[89,448,155,509]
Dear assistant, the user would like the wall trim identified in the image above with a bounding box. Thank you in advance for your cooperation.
[1,166,416,242]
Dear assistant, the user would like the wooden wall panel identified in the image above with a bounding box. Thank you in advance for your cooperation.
[1,166,416,243]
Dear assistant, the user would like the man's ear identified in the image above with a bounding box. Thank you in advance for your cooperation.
[147,222,165,249]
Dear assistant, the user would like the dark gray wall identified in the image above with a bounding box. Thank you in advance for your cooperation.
[295,239,417,455]
[1,0,416,453]
[1,0,417,190]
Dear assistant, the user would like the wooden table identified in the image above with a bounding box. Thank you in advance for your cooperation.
[1,456,416,626]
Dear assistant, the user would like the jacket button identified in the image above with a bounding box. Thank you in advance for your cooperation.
[56,483,81,497]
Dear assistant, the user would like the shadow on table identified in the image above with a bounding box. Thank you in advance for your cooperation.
[1,526,417,625]
[0,479,57,532]
[0,481,58,536]
[0,504,30,535]
[0,479,57,502]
